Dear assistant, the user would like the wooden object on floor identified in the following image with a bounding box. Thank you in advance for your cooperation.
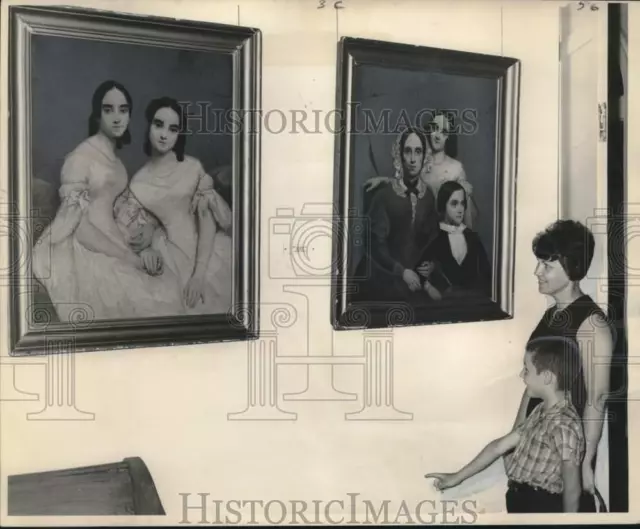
[8,456,165,516]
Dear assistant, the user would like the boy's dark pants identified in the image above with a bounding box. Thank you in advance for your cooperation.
[506,481,563,513]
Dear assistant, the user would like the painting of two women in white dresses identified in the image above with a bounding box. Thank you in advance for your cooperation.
[31,80,233,323]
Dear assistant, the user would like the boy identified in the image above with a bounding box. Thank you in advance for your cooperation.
[425,336,585,513]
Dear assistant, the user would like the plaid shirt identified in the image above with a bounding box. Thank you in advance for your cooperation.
[505,400,584,494]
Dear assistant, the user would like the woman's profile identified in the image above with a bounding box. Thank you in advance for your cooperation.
[32,80,182,322]
[115,96,232,314]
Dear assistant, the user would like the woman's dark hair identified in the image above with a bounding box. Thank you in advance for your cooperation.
[423,110,458,158]
[143,96,187,161]
[87,80,132,149]
[436,180,467,219]
[398,127,428,176]
[532,220,595,281]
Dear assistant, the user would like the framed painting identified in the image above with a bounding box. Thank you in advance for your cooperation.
[331,37,520,330]
[5,5,261,355]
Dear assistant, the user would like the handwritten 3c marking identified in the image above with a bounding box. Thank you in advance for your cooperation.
[318,0,345,10]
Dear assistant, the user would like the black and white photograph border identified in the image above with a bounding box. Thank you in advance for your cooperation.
[331,36,521,331]
[6,5,261,355]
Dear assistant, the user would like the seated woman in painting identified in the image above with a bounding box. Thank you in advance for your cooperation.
[357,126,440,303]
[114,97,233,315]
[416,180,491,299]
[32,81,183,322]
[363,111,478,229]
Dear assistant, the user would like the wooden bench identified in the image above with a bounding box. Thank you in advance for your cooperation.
[8,457,165,516]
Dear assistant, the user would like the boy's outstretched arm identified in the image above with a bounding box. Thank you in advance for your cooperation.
[426,429,521,490]
[561,461,581,512]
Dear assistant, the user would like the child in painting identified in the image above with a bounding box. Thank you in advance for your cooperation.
[421,111,477,228]
[416,181,491,299]
[426,336,585,513]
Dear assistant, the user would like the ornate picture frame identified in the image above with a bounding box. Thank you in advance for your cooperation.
[331,37,520,330]
[6,5,261,355]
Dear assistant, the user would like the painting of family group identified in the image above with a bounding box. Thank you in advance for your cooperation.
[348,63,500,312]
[29,35,234,324]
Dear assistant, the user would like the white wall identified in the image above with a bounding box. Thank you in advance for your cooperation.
[3,0,634,525]
[559,3,609,308]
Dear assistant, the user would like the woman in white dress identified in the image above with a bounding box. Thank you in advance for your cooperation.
[115,97,233,315]
[364,111,478,229]
[32,81,183,322]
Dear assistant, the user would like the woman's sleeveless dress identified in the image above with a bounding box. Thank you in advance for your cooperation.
[526,294,612,509]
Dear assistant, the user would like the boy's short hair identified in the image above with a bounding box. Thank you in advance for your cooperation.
[525,336,582,391]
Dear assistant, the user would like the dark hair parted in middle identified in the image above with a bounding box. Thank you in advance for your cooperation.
[532,220,595,282]
[398,126,428,171]
[143,97,187,161]
[88,80,133,149]
[436,180,467,219]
